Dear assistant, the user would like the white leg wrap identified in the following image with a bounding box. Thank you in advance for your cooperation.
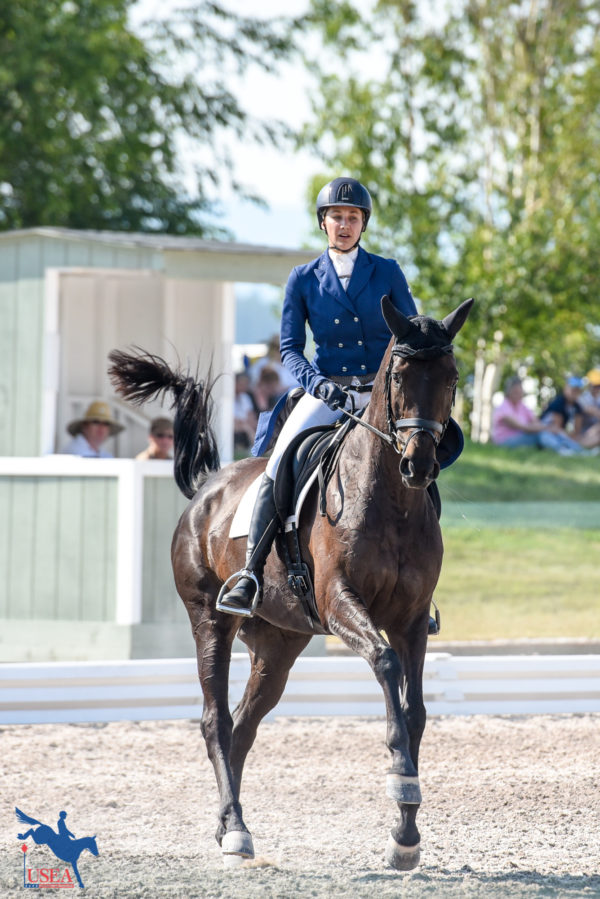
[386,773,422,804]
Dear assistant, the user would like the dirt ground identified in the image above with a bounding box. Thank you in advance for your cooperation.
[1,714,599,898]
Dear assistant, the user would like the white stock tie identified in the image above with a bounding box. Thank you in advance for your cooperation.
[330,249,358,291]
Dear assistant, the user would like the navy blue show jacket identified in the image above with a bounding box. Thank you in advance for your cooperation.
[279,247,418,396]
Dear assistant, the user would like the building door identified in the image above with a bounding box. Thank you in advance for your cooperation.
[54,269,165,457]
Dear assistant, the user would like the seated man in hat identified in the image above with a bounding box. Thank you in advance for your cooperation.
[61,401,124,457]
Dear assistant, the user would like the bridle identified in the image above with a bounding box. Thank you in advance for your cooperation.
[341,341,456,457]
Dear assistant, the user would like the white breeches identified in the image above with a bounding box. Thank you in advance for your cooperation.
[265,387,372,479]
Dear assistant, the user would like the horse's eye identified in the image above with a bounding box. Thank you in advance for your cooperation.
[392,372,402,384]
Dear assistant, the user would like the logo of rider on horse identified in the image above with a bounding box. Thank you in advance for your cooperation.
[16,807,99,889]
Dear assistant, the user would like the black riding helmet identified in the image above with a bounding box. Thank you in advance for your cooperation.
[316,177,372,231]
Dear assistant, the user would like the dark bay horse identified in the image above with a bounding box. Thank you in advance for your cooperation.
[108,295,473,871]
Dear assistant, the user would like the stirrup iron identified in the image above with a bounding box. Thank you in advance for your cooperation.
[428,599,441,636]
[216,569,261,617]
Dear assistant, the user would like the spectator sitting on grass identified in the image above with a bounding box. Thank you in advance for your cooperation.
[492,376,547,449]
[579,369,600,442]
[539,376,597,455]
[492,376,592,456]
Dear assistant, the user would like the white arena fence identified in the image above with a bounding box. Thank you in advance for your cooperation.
[1,653,600,725]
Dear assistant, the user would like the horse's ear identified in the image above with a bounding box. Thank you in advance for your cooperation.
[381,295,418,340]
[442,298,474,339]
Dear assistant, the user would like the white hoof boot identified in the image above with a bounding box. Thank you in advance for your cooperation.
[385,833,421,871]
[221,830,255,868]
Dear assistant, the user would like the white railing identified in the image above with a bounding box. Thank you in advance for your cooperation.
[1,653,599,724]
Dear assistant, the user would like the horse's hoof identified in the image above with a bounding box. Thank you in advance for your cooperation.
[386,773,422,804]
[221,830,255,868]
[223,852,246,869]
[385,834,421,871]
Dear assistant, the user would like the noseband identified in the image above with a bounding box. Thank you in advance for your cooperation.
[384,342,455,457]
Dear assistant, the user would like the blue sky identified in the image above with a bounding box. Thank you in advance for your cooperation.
[132,0,379,340]
[212,0,319,249]
[133,0,319,249]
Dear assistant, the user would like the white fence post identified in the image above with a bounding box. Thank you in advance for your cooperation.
[115,460,144,625]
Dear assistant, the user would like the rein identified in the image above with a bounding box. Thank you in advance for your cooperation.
[340,342,455,456]
[341,405,395,446]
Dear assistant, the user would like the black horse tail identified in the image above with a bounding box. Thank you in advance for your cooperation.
[107,348,220,499]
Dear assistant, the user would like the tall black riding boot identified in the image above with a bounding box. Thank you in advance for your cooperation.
[216,474,278,617]
[427,481,442,636]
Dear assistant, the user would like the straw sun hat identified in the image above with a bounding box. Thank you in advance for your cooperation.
[67,401,124,437]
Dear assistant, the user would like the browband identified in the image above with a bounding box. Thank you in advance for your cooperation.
[393,343,454,359]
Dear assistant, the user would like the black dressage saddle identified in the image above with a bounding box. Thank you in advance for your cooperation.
[272,417,356,525]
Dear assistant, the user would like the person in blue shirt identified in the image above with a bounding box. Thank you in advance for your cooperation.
[540,376,600,453]
[219,178,424,617]
[61,401,124,458]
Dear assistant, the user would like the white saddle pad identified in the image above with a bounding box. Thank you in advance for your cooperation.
[229,468,321,538]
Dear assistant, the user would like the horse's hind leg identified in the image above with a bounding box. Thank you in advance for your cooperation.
[187,605,252,862]
[230,619,310,794]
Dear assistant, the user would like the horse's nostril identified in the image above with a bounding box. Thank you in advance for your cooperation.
[399,456,413,477]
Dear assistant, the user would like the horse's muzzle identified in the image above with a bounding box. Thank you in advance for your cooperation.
[399,452,440,488]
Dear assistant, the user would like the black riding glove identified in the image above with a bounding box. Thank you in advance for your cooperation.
[316,380,347,410]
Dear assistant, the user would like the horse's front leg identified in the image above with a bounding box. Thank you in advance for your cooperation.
[325,584,420,803]
[70,860,84,889]
[384,620,429,870]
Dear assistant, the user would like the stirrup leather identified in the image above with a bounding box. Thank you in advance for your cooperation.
[216,569,261,617]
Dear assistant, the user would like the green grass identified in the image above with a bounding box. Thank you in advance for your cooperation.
[439,440,600,502]
[431,441,600,641]
[436,527,600,640]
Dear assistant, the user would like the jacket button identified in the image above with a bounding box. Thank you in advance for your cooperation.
[338,342,344,348]
[357,340,363,346]
[361,365,366,370]
[354,316,359,322]
[334,318,340,324]
[342,366,348,372]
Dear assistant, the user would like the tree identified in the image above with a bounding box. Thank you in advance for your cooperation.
[301,0,600,436]
[0,0,296,235]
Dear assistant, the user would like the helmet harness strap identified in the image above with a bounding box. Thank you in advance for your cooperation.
[322,213,366,253]
[327,239,361,253]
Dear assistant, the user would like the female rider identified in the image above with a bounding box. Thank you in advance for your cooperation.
[219,177,440,632]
